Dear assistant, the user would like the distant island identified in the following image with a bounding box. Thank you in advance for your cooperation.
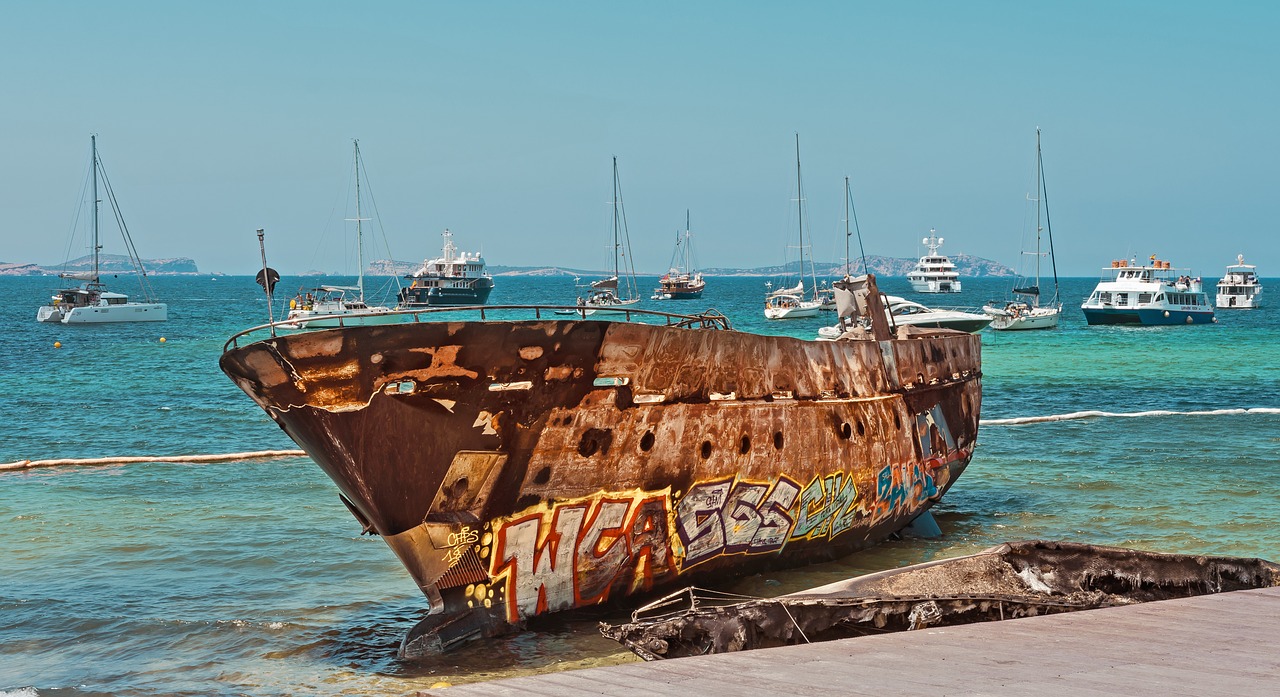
[0,254,201,276]
[1,254,1013,278]
[369,254,1014,278]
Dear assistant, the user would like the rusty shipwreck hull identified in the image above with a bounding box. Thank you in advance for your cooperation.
[219,279,981,656]
[601,540,1280,660]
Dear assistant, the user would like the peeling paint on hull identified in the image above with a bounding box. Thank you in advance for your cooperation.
[219,280,983,656]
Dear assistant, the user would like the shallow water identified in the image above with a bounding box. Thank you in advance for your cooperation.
[2,274,1277,695]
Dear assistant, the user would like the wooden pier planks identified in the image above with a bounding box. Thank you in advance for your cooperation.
[427,587,1280,696]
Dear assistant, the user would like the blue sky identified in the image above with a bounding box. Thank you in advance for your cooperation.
[2,1,1276,276]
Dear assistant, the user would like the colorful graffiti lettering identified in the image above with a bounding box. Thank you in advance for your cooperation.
[490,491,673,622]
[675,476,801,570]
[789,471,860,542]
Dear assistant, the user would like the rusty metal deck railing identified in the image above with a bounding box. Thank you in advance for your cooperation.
[223,305,733,352]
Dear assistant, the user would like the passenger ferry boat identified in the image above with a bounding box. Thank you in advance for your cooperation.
[1081,258,1215,325]
[397,229,495,307]
[1216,255,1263,309]
[906,229,961,293]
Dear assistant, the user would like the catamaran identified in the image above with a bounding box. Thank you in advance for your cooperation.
[1082,257,1215,325]
[36,135,167,324]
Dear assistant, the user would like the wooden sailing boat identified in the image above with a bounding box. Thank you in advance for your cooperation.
[36,135,167,324]
[765,134,822,319]
[566,157,641,315]
[653,210,706,299]
[283,140,398,329]
[984,128,1062,330]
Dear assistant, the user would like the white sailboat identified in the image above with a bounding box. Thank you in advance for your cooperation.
[36,135,168,324]
[563,157,641,316]
[984,128,1062,330]
[282,140,398,330]
[765,135,822,320]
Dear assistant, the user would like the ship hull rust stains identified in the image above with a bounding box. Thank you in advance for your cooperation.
[218,279,982,657]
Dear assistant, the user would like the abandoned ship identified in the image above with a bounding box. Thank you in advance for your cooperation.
[218,274,982,657]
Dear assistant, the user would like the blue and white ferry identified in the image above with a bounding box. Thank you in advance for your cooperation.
[1081,258,1215,325]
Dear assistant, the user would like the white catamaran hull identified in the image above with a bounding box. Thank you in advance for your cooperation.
[37,302,168,324]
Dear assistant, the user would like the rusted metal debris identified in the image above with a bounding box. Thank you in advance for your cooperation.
[219,275,983,657]
[600,539,1280,660]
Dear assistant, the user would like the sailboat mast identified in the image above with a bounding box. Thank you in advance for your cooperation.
[612,156,621,281]
[91,134,100,284]
[684,209,691,272]
[794,134,808,290]
[1034,128,1042,306]
[844,176,851,277]
[354,140,366,303]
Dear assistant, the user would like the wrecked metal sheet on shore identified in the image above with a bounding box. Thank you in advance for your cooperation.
[600,539,1280,660]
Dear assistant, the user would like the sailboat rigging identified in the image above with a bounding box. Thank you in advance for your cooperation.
[765,134,822,319]
[36,135,168,324]
[563,156,640,315]
[983,128,1062,330]
[282,139,399,329]
[652,210,706,300]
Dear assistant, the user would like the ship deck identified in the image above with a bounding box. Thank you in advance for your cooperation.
[427,586,1280,695]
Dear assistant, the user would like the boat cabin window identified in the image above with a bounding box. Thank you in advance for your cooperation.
[1098,292,1111,303]
[106,296,127,305]
[1138,293,1153,304]
[1155,294,1164,302]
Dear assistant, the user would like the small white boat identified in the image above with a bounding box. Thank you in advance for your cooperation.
[984,128,1061,331]
[36,135,167,324]
[906,229,962,293]
[1081,258,1215,325]
[281,285,401,329]
[1216,255,1263,309]
[819,295,990,338]
[282,140,395,329]
[765,281,821,319]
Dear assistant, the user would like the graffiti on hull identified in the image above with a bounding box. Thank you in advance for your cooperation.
[489,490,674,622]
[486,405,963,620]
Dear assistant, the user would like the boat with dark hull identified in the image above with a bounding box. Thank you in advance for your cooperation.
[397,229,495,308]
[218,274,982,657]
[601,540,1280,660]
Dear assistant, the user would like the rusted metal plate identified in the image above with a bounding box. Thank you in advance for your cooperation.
[600,540,1280,660]
[219,276,983,656]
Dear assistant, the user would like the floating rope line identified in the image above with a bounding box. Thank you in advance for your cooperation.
[0,450,307,472]
[982,407,1280,426]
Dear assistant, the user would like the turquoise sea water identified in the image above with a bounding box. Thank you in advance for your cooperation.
[2,274,1277,696]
